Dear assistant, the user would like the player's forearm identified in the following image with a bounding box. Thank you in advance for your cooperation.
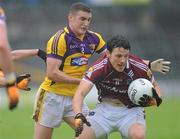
[0,23,14,74]
[0,46,14,74]
[11,49,38,60]
[153,81,162,97]
[73,90,85,114]
[47,69,81,84]
[73,80,93,114]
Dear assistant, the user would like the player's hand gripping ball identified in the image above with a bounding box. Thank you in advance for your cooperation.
[128,78,153,107]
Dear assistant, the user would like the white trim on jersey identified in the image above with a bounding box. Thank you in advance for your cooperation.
[93,58,108,72]
[99,48,107,54]
[129,58,148,72]
[126,60,129,69]
[128,70,134,77]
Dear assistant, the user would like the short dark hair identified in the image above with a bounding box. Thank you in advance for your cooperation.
[69,2,91,14]
[107,35,131,53]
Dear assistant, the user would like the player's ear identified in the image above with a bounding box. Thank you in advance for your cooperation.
[68,13,73,22]
[106,50,111,58]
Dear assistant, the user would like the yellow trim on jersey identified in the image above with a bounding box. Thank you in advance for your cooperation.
[32,88,47,123]
[64,27,69,34]
[38,90,47,123]
[47,31,66,56]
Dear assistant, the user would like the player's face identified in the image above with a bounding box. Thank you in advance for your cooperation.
[107,47,129,72]
[68,10,92,37]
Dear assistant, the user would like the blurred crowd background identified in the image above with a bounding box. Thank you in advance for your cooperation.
[1,0,180,96]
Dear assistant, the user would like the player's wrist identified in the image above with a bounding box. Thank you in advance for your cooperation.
[37,49,47,63]
[75,113,84,119]
[148,61,152,69]
[37,49,42,56]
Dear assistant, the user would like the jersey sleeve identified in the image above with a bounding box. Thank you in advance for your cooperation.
[46,30,66,60]
[0,7,6,23]
[129,54,155,83]
[94,32,107,54]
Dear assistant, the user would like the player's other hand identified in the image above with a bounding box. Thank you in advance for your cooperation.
[149,88,162,107]
[16,74,31,91]
[138,94,152,107]
[37,49,47,63]
[139,88,162,107]
[74,113,91,137]
[150,59,171,74]
[5,73,19,110]
[7,83,19,110]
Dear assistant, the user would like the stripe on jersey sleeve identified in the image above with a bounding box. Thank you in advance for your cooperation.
[129,58,148,72]
[51,30,63,55]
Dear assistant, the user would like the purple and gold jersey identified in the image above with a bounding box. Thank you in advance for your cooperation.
[0,6,6,23]
[84,54,154,106]
[40,26,106,96]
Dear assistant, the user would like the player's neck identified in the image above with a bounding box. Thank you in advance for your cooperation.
[69,25,84,41]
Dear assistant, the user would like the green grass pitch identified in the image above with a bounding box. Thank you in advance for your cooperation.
[0,94,180,139]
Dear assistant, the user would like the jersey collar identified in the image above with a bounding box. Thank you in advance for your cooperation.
[64,25,87,41]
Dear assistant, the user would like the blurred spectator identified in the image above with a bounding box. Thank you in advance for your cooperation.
[24,0,40,6]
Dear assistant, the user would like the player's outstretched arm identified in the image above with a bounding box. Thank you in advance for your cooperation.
[11,49,47,63]
[11,49,39,60]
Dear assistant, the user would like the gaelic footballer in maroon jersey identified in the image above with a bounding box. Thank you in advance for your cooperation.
[84,50,154,106]
[73,35,162,139]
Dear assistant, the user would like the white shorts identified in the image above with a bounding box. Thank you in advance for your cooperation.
[32,88,89,128]
[87,102,146,139]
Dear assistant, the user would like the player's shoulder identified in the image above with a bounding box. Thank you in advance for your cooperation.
[85,56,108,80]
[46,29,67,50]
[92,53,107,65]
[48,29,65,41]
[89,55,108,73]
[87,30,104,39]
[0,6,6,21]
[129,54,148,71]
[129,54,146,65]
[54,29,65,38]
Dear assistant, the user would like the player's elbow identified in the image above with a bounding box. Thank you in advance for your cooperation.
[46,70,57,80]
[46,72,54,80]
[0,42,10,53]
[0,43,6,51]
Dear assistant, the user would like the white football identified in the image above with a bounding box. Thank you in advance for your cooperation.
[128,78,153,105]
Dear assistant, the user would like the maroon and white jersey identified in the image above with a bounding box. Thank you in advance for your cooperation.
[84,54,154,106]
